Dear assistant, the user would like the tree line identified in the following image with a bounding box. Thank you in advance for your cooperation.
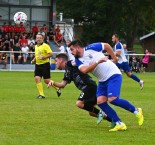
[57,0,155,49]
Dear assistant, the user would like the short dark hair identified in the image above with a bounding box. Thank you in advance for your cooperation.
[113,34,119,39]
[68,40,83,47]
[56,53,68,61]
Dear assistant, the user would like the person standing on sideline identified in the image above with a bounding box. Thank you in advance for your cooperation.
[65,39,75,61]
[112,34,144,90]
[141,49,152,73]
[31,33,61,98]
[68,40,144,132]
[47,53,113,125]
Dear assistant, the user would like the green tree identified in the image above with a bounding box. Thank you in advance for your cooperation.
[56,0,155,48]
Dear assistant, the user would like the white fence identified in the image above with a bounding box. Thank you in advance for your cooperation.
[0,51,155,72]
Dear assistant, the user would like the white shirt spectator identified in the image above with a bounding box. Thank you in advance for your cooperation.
[59,45,66,53]
[66,46,75,61]
[21,46,29,54]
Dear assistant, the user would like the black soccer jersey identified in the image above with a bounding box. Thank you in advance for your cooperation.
[63,61,96,91]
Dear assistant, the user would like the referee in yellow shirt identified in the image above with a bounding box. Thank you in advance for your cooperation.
[31,33,61,98]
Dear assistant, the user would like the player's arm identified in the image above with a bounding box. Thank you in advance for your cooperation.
[79,57,108,74]
[48,80,68,88]
[115,50,121,57]
[104,43,118,63]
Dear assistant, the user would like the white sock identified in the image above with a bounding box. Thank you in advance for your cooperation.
[134,108,139,114]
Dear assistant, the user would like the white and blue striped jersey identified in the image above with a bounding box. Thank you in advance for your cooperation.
[114,41,127,63]
[75,42,121,82]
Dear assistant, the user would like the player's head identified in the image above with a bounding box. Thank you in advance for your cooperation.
[55,53,68,70]
[68,40,83,58]
[112,34,119,43]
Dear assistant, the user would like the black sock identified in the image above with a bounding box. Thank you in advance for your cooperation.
[104,116,112,122]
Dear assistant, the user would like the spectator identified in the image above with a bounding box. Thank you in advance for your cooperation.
[123,44,128,55]
[28,42,35,60]
[42,24,48,35]
[32,22,39,38]
[11,43,22,64]
[2,34,11,52]
[9,35,15,50]
[14,35,20,45]
[0,34,3,50]
[25,24,31,36]
[14,24,20,35]
[58,42,66,53]
[8,22,15,37]
[21,43,29,64]
[47,27,55,41]
[55,25,60,35]
[141,49,152,73]
[54,31,63,46]
[0,52,7,69]
[1,34,9,69]
[28,35,35,60]
[2,22,8,34]
[19,35,28,47]
[19,23,25,34]
[65,39,75,61]
[129,53,141,73]
[28,35,35,46]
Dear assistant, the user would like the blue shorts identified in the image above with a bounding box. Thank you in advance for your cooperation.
[116,62,130,72]
[96,74,122,98]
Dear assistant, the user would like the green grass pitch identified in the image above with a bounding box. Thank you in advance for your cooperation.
[0,71,154,145]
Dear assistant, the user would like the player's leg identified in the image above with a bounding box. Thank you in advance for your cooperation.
[123,62,144,89]
[76,90,102,117]
[97,77,127,131]
[108,74,144,126]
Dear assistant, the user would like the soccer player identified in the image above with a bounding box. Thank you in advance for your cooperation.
[112,34,144,89]
[47,53,112,125]
[68,40,144,131]
[31,33,61,98]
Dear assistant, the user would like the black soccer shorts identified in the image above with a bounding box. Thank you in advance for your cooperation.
[34,62,51,79]
[77,85,97,105]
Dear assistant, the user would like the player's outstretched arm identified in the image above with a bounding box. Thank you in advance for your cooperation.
[47,80,67,88]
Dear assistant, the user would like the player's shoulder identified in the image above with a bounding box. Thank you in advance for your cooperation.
[85,42,103,52]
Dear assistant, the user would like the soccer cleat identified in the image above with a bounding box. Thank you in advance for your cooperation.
[56,89,61,97]
[108,122,116,128]
[139,80,144,90]
[36,95,45,99]
[109,123,127,132]
[136,108,144,126]
[97,110,104,125]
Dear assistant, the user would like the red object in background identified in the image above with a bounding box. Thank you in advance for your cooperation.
[2,25,9,33]
[8,25,15,32]
[32,25,39,33]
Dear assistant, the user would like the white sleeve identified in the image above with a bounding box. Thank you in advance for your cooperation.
[101,43,105,50]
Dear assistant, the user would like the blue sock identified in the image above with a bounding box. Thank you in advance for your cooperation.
[110,97,136,113]
[130,74,140,82]
[98,102,121,122]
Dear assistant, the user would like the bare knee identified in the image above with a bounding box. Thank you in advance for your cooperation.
[76,101,84,109]
[126,72,132,77]
[97,96,107,104]
[44,79,50,84]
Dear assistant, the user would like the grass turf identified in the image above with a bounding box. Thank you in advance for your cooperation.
[0,71,154,145]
